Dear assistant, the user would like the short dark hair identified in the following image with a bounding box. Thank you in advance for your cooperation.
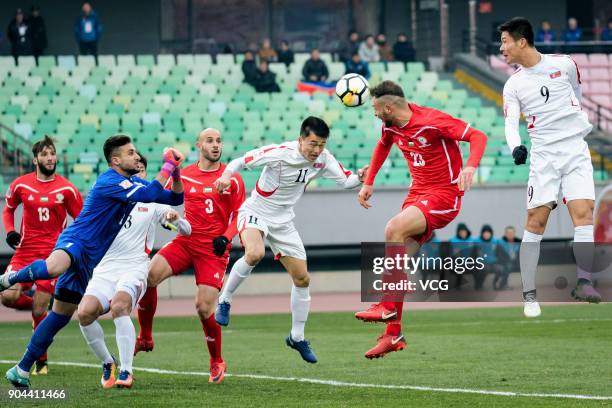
[138,152,147,169]
[103,135,132,164]
[32,135,56,157]
[370,81,405,99]
[300,116,329,139]
[498,17,534,47]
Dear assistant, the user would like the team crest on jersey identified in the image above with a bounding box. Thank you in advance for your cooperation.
[416,136,431,148]
[120,180,133,189]
[549,70,561,79]
[55,193,64,203]
[28,194,34,201]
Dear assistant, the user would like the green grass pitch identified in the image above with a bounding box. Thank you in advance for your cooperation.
[0,304,611,407]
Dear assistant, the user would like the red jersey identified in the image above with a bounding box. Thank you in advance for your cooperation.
[366,103,486,193]
[3,172,83,254]
[173,163,246,240]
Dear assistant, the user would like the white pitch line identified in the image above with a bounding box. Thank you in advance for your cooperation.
[0,360,610,401]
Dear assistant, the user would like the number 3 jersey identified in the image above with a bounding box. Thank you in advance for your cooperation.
[238,140,361,223]
[503,53,592,151]
[3,172,83,254]
[171,163,246,241]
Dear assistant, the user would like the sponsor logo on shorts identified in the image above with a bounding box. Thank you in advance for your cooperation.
[213,272,220,279]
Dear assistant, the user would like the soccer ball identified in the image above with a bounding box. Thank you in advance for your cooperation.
[335,74,369,107]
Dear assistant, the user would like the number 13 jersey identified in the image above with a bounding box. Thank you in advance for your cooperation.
[503,53,592,150]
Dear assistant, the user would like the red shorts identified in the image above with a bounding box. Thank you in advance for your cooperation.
[157,236,228,290]
[402,188,462,244]
[7,251,56,295]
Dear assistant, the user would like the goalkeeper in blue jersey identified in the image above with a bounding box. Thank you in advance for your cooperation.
[0,135,184,388]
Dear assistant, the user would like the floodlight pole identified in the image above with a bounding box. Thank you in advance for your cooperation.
[411,0,417,44]
[439,0,449,69]
[469,0,477,55]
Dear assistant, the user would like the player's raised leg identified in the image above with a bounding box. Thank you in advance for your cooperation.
[280,256,317,363]
[361,205,424,359]
[194,284,226,383]
[135,254,174,354]
[0,249,70,291]
[216,228,264,326]
[78,295,117,389]
[520,206,550,318]
[567,199,601,303]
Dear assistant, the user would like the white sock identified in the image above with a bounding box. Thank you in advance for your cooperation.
[16,366,30,378]
[80,321,114,365]
[520,230,543,294]
[219,257,255,304]
[290,285,310,342]
[114,316,136,374]
[574,225,594,282]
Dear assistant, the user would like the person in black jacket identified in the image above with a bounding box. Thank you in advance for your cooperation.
[338,30,360,63]
[302,49,329,82]
[277,40,294,67]
[28,6,47,60]
[393,33,416,63]
[345,53,371,79]
[242,51,258,87]
[254,61,280,93]
[7,9,32,63]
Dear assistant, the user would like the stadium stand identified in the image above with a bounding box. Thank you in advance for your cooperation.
[2,52,588,194]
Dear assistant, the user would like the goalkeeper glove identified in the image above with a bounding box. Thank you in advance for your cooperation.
[512,145,528,165]
[212,236,229,257]
[6,231,21,250]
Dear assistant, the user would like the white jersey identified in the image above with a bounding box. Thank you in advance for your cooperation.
[503,53,592,152]
[93,202,170,278]
[234,140,360,223]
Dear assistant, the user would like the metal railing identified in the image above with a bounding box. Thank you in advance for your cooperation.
[0,123,33,176]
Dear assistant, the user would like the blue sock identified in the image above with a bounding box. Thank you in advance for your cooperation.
[8,260,50,285]
[18,311,71,373]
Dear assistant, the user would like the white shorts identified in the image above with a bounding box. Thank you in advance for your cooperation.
[237,207,307,260]
[84,261,148,313]
[527,136,595,209]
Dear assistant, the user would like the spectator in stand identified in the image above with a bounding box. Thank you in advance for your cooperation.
[74,2,102,57]
[277,40,294,66]
[242,50,258,87]
[258,38,277,62]
[359,34,380,62]
[376,33,393,62]
[345,52,371,79]
[254,60,280,93]
[563,17,582,43]
[7,9,32,63]
[393,33,416,63]
[473,224,503,290]
[449,222,474,289]
[535,20,556,43]
[601,18,612,41]
[338,30,360,63]
[28,6,47,60]
[302,49,329,82]
[497,225,521,290]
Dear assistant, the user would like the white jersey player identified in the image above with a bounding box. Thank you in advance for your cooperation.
[499,17,601,318]
[213,116,368,363]
[76,157,191,389]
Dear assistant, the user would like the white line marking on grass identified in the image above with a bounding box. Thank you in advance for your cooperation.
[0,360,611,401]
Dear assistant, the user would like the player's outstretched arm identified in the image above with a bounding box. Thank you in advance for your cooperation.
[456,127,487,192]
[358,137,393,209]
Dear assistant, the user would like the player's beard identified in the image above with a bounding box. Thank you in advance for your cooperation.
[37,162,56,177]
[120,164,141,176]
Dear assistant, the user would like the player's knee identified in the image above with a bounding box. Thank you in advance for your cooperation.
[32,305,47,320]
[572,208,593,225]
[384,219,404,242]
[525,217,546,234]
[195,299,214,319]
[77,308,98,326]
[244,247,265,266]
[110,300,131,319]
[292,273,310,288]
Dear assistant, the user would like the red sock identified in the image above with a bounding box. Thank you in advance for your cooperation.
[32,312,48,361]
[381,244,407,306]
[12,294,33,310]
[200,314,223,364]
[384,301,404,336]
[137,286,157,340]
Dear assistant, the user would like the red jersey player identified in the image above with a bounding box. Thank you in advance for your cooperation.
[1,136,83,373]
[135,128,245,383]
[355,81,487,359]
